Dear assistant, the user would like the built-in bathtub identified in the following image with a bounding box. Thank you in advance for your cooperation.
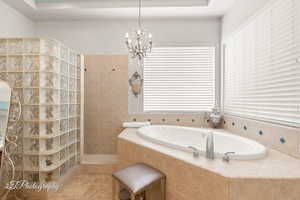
[138,125,267,160]
[117,127,300,200]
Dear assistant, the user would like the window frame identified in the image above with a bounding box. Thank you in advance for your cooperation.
[142,44,220,114]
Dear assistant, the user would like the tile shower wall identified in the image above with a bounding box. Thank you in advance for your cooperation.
[0,38,81,183]
[84,55,208,155]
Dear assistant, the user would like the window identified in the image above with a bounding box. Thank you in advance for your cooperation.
[223,0,300,126]
[143,46,216,112]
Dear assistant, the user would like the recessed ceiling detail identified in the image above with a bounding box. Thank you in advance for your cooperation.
[3,0,236,21]
[33,0,210,7]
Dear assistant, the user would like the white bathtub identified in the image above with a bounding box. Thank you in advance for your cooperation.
[138,125,267,160]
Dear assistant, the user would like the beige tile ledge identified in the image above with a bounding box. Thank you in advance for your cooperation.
[119,128,300,180]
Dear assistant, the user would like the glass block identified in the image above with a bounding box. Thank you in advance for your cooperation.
[40,39,59,57]
[77,67,81,79]
[8,103,20,122]
[69,118,76,131]
[40,169,59,183]
[23,105,39,120]
[69,78,76,90]
[24,39,40,54]
[0,39,7,54]
[24,172,40,183]
[23,89,39,104]
[76,79,81,91]
[23,138,40,153]
[76,117,80,129]
[6,137,23,154]
[59,161,69,177]
[39,121,59,136]
[6,120,23,137]
[0,56,7,71]
[24,155,39,171]
[8,39,23,54]
[60,75,68,90]
[76,154,81,165]
[60,134,68,147]
[7,72,23,87]
[11,154,23,169]
[69,131,76,143]
[76,129,80,141]
[61,45,69,61]
[23,72,39,87]
[11,88,23,103]
[69,65,76,78]
[39,105,59,120]
[69,143,76,155]
[0,72,7,81]
[40,153,60,170]
[24,122,39,137]
[60,148,68,161]
[60,105,68,119]
[60,119,68,133]
[69,104,76,117]
[40,137,59,152]
[76,104,80,116]
[60,90,68,104]
[40,72,59,88]
[24,56,39,71]
[14,171,23,181]
[40,89,59,105]
[76,92,80,104]
[69,156,76,167]
[69,91,76,104]
[61,61,68,75]
[40,56,59,73]
[7,56,22,71]
[69,51,76,65]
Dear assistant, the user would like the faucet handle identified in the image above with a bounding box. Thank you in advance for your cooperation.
[222,152,235,162]
[188,146,200,158]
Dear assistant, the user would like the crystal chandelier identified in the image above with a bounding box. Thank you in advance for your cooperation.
[125,0,153,60]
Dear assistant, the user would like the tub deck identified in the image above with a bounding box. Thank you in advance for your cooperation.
[117,128,300,200]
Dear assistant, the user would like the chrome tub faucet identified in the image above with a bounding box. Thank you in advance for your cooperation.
[188,146,200,158]
[206,131,215,160]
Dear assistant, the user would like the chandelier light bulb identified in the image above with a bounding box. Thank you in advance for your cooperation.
[125,32,129,38]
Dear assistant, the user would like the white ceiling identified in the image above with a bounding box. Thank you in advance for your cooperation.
[4,0,236,21]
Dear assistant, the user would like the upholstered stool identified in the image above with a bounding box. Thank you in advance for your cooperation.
[112,163,166,200]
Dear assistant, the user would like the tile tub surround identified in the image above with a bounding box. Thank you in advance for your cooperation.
[84,55,211,155]
[118,128,300,200]
[222,115,300,159]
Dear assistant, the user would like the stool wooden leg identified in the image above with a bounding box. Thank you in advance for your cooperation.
[114,180,120,200]
[161,177,166,200]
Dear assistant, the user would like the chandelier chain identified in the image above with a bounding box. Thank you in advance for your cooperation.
[139,0,141,28]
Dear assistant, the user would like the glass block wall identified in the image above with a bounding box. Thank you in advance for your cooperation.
[0,38,81,183]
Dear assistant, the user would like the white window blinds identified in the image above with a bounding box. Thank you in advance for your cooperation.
[224,0,300,126]
[144,47,216,112]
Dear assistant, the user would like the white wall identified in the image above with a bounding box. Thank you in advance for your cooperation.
[35,18,222,113]
[0,0,35,37]
[222,0,273,40]
[36,18,221,54]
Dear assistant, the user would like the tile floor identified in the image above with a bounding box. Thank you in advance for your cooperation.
[47,164,117,200]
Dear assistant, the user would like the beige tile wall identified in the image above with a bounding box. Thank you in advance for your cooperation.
[118,138,300,200]
[84,55,209,154]
[222,115,300,159]
[117,139,230,200]
[84,55,300,159]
